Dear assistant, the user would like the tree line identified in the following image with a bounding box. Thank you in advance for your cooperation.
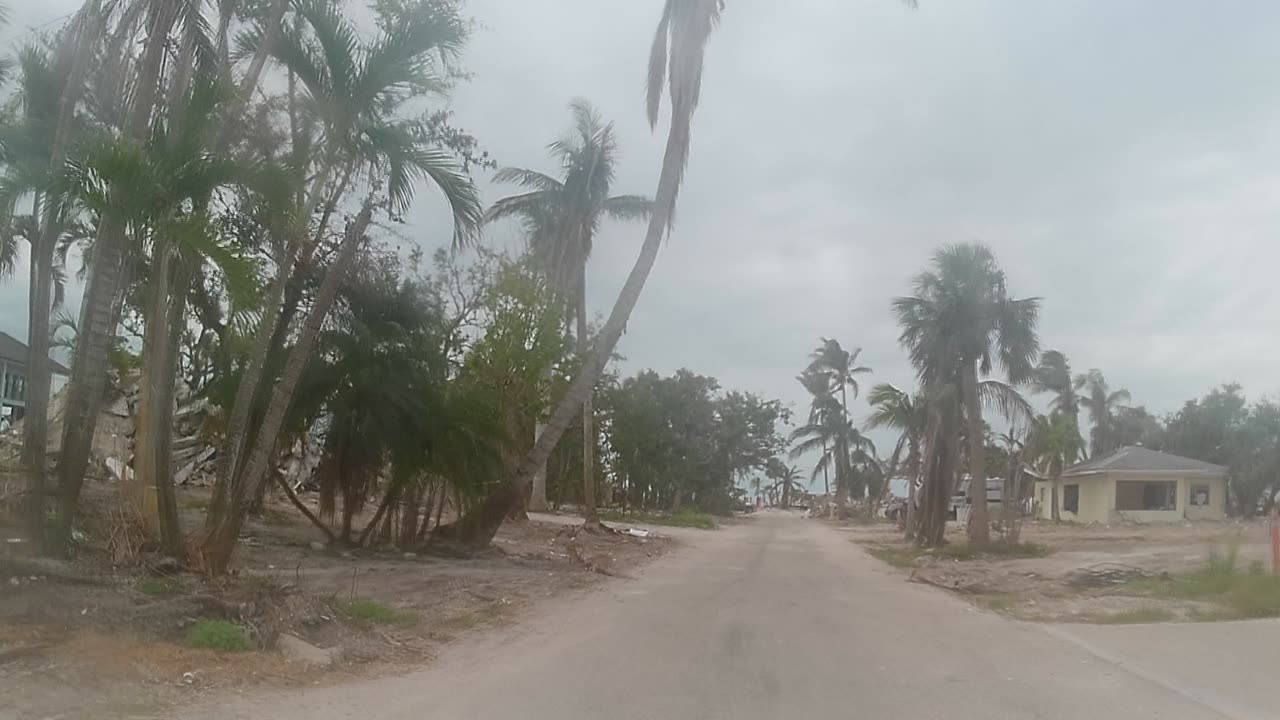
[799,244,1280,547]
[1,0,736,574]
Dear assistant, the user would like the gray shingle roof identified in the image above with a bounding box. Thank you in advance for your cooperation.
[1062,445,1227,478]
[0,331,71,374]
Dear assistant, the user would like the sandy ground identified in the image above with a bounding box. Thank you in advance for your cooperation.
[172,510,1275,720]
[849,518,1275,620]
[0,498,677,720]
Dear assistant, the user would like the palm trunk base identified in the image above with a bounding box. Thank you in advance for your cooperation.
[431,484,521,549]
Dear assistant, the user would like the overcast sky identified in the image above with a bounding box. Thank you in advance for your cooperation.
[4,0,1280,461]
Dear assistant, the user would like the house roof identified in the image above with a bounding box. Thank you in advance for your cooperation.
[0,331,71,375]
[1062,446,1227,478]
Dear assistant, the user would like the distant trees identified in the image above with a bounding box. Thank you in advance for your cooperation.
[792,339,873,508]
[601,369,788,514]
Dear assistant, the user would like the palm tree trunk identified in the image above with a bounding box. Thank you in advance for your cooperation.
[528,423,549,512]
[22,2,101,549]
[434,111,695,548]
[576,273,598,525]
[198,201,373,575]
[961,363,990,545]
[1051,468,1061,522]
[51,0,178,553]
[821,439,830,496]
[135,245,183,558]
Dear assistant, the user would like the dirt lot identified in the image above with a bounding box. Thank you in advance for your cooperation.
[849,518,1276,623]
[0,488,677,720]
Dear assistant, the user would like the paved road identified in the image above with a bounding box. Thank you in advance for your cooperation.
[187,512,1269,719]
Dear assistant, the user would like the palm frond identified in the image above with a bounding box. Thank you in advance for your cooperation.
[491,166,562,192]
[603,194,653,221]
[978,379,1036,430]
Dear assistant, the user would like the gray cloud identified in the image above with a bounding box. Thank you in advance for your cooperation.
[4,0,1278,465]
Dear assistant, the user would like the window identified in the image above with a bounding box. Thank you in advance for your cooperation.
[1063,484,1079,513]
[1189,484,1210,507]
[1115,481,1177,511]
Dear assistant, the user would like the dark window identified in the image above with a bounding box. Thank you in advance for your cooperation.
[1115,481,1177,511]
[1063,484,1079,513]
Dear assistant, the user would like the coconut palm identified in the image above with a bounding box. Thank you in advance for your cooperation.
[893,243,1040,545]
[1029,413,1081,521]
[796,368,834,495]
[789,403,877,502]
[434,0,725,548]
[1075,369,1131,458]
[765,460,806,509]
[485,99,651,520]
[865,383,927,518]
[1032,350,1078,417]
[802,338,872,505]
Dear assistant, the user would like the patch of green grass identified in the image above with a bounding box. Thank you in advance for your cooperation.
[137,576,186,596]
[867,541,1050,567]
[975,594,1017,613]
[342,598,416,625]
[868,546,922,568]
[1082,607,1177,624]
[1126,546,1280,620]
[186,620,251,651]
[599,508,717,530]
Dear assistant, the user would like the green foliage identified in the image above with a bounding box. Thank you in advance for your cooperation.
[600,508,717,530]
[868,541,1051,567]
[1129,545,1280,620]
[1081,608,1176,624]
[186,620,251,651]
[137,576,186,595]
[343,599,415,625]
[602,369,788,515]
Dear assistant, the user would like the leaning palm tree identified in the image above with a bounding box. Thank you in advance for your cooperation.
[1075,369,1130,458]
[434,0,726,547]
[797,368,834,495]
[1032,350,1078,417]
[485,99,651,520]
[893,243,1040,546]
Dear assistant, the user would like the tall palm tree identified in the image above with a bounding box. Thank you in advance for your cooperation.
[437,0,726,547]
[485,99,651,520]
[893,243,1040,546]
[766,462,807,509]
[1075,369,1130,458]
[803,338,871,505]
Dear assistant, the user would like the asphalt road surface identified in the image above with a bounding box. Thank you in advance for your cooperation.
[186,511,1258,720]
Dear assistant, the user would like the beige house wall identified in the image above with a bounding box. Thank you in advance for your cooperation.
[1034,473,1227,523]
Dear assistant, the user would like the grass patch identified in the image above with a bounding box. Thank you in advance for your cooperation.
[137,576,185,596]
[975,594,1017,613]
[1126,546,1280,620]
[342,598,416,625]
[600,508,717,530]
[186,620,251,651]
[867,541,1050,567]
[1081,607,1177,624]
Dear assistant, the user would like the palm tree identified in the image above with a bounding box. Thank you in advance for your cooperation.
[789,405,876,502]
[200,0,481,574]
[437,0,726,547]
[796,368,833,495]
[765,461,806,509]
[803,338,871,505]
[893,243,1040,546]
[1032,350,1078,417]
[1075,369,1131,458]
[485,99,651,520]
[865,383,927,527]
[1029,413,1081,521]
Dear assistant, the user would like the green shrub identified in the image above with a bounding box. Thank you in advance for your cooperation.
[186,620,251,651]
[137,576,185,596]
[1129,545,1280,620]
[599,508,717,530]
[343,599,414,625]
